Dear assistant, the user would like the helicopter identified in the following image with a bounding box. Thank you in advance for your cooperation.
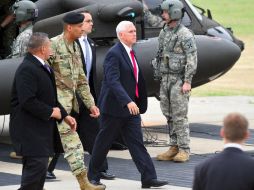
[0,0,243,138]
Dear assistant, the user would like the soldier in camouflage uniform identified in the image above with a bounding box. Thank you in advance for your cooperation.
[0,0,17,58]
[143,0,164,28]
[48,12,105,190]
[11,0,38,58]
[153,0,197,162]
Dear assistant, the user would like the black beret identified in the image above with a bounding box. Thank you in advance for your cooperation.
[63,12,84,24]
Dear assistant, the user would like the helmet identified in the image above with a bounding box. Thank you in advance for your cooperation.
[12,0,38,23]
[160,0,184,20]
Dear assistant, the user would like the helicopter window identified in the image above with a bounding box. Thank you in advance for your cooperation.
[185,0,202,21]
[182,12,191,27]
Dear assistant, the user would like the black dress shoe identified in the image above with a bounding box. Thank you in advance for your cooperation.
[46,171,56,179]
[142,179,168,188]
[100,171,116,180]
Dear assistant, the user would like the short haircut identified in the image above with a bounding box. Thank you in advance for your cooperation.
[116,20,134,39]
[80,10,91,14]
[223,113,248,142]
[27,32,49,50]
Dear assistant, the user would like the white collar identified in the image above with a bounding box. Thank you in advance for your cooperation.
[80,35,88,41]
[33,55,45,66]
[120,41,132,53]
[224,143,243,151]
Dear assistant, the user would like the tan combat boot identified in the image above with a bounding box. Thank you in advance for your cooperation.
[9,151,22,159]
[173,150,189,162]
[156,146,179,161]
[76,171,106,190]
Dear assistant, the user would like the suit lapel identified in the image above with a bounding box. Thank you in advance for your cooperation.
[26,53,55,84]
[118,42,136,79]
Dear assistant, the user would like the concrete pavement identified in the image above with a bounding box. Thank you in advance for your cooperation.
[0,96,254,190]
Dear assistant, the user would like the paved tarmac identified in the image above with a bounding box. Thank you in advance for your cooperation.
[0,96,254,190]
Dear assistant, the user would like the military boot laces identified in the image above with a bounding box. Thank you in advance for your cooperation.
[173,150,189,162]
[156,146,179,161]
[76,171,106,190]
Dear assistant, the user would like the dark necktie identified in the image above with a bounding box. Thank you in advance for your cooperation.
[43,64,51,73]
[130,50,139,98]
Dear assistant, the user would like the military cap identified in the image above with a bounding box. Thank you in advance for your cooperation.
[63,12,84,24]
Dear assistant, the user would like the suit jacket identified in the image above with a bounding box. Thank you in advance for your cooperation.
[193,147,254,190]
[98,42,147,117]
[9,53,67,157]
[76,37,97,100]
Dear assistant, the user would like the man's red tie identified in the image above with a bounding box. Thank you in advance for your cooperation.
[130,50,139,98]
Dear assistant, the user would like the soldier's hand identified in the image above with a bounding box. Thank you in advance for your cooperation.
[64,116,77,131]
[89,105,100,118]
[51,107,61,120]
[127,101,140,115]
[182,82,191,94]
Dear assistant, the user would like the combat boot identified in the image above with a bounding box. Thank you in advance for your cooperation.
[156,146,179,161]
[9,151,22,159]
[173,150,189,162]
[76,171,106,190]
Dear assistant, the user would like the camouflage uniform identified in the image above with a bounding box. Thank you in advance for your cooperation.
[48,33,95,176]
[144,9,164,28]
[0,0,17,58]
[11,23,33,58]
[157,23,197,152]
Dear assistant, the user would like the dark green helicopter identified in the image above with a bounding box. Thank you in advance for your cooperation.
[0,0,243,138]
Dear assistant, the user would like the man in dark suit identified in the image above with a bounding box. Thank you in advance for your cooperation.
[88,20,168,188]
[75,11,115,180]
[9,32,76,190]
[193,112,254,190]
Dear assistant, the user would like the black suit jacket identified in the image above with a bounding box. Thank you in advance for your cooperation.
[98,42,147,117]
[193,147,254,190]
[9,53,67,157]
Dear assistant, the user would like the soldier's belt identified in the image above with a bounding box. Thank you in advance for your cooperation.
[161,69,184,75]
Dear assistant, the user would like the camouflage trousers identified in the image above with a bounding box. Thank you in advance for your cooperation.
[57,93,86,176]
[159,75,190,152]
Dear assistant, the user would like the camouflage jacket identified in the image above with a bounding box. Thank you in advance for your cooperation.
[49,33,95,112]
[157,23,197,84]
[144,9,164,28]
[11,23,33,58]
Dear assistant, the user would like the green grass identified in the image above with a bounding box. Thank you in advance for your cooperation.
[191,0,254,36]
[189,0,254,96]
[192,88,254,97]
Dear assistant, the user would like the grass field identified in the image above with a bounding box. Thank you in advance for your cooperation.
[190,0,254,96]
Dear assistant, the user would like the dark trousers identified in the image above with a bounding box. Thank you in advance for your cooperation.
[48,153,60,172]
[77,109,108,172]
[88,114,157,182]
[19,156,49,190]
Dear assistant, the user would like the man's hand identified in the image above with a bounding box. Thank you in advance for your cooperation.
[64,116,77,131]
[89,105,100,118]
[50,107,61,120]
[182,82,191,94]
[127,101,140,115]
